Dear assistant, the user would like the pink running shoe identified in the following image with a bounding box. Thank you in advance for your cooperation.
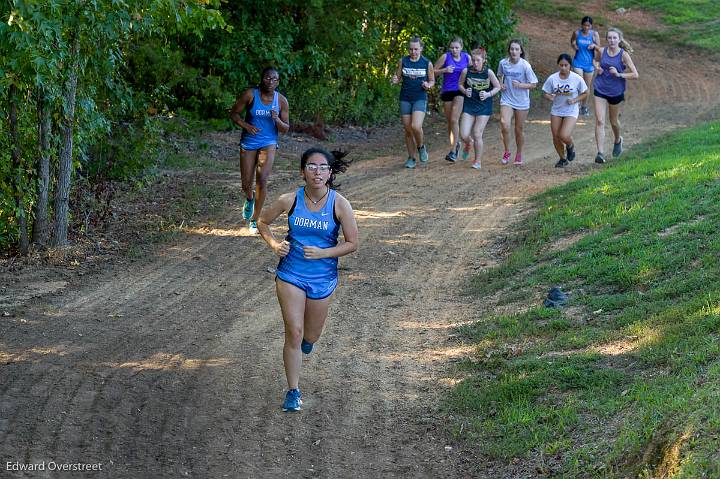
[501,151,510,164]
[513,153,523,165]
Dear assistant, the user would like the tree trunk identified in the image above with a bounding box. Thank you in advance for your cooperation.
[8,84,30,255]
[33,89,51,246]
[51,33,80,247]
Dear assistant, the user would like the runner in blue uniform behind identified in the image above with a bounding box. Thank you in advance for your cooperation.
[570,16,600,116]
[230,67,290,234]
[257,147,359,412]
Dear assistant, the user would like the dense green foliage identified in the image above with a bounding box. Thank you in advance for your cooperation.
[451,122,720,477]
[1,0,516,253]
[0,0,225,251]
[127,0,516,124]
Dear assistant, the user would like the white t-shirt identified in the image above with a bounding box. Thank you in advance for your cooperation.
[497,58,538,110]
[542,71,588,117]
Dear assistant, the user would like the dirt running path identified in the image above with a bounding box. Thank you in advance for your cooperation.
[2,13,720,479]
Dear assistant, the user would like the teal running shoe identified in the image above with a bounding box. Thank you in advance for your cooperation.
[418,145,429,163]
[248,220,258,234]
[301,338,314,354]
[282,388,302,412]
[404,157,417,169]
[462,142,471,160]
[242,196,255,222]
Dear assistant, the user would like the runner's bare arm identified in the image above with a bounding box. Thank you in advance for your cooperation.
[230,89,258,134]
[574,89,589,104]
[258,192,294,256]
[620,52,639,79]
[392,59,403,84]
[487,69,502,96]
[271,94,290,134]
[458,68,469,96]
[302,194,358,260]
[570,30,578,50]
[593,47,604,75]
[423,62,435,89]
[433,53,448,74]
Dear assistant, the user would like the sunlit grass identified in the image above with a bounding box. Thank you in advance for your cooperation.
[450,121,720,477]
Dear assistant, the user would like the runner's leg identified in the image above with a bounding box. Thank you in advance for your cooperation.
[513,108,529,157]
[594,96,608,154]
[500,105,513,153]
[276,278,307,390]
[472,115,490,163]
[550,115,565,158]
[251,146,276,222]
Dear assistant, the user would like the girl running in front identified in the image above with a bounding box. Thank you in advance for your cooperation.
[570,16,600,116]
[434,37,471,162]
[592,27,639,164]
[542,53,588,167]
[257,147,358,412]
[497,39,538,165]
[392,37,435,169]
[230,66,290,234]
[457,47,501,169]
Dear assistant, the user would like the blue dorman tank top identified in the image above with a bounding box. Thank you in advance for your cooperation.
[573,29,595,68]
[240,89,278,150]
[277,188,340,282]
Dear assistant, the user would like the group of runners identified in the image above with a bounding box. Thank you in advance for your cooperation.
[396,17,638,169]
[227,16,639,412]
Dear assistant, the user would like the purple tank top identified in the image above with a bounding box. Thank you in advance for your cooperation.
[594,48,626,97]
[441,52,470,92]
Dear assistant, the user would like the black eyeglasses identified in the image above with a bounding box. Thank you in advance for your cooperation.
[305,164,331,173]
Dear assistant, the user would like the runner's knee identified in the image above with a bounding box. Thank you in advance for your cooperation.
[284,325,303,347]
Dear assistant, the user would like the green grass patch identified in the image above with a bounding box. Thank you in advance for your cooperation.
[612,0,720,50]
[515,0,720,52]
[449,121,720,477]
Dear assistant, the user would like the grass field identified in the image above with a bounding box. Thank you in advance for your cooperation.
[516,0,720,52]
[449,122,720,477]
[614,0,720,50]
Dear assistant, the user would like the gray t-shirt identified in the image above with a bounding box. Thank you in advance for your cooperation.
[498,58,538,110]
[542,71,588,118]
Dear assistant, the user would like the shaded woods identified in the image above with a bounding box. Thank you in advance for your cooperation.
[1,0,514,254]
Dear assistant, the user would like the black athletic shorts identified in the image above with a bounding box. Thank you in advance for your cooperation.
[440,90,463,102]
[594,89,625,105]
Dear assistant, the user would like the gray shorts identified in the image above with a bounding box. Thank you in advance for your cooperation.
[400,99,427,116]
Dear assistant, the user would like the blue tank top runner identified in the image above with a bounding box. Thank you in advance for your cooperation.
[572,29,595,70]
[400,55,430,102]
[277,188,340,282]
[240,88,279,151]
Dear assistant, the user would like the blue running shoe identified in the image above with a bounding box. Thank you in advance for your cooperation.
[248,220,258,234]
[418,145,429,163]
[282,388,302,412]
[301,338,314,354]
[242,196,255,222]
[404,157,417,169]
[612,136,623,158]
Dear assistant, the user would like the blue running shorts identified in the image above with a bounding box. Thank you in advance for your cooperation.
[276,271,337,300]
